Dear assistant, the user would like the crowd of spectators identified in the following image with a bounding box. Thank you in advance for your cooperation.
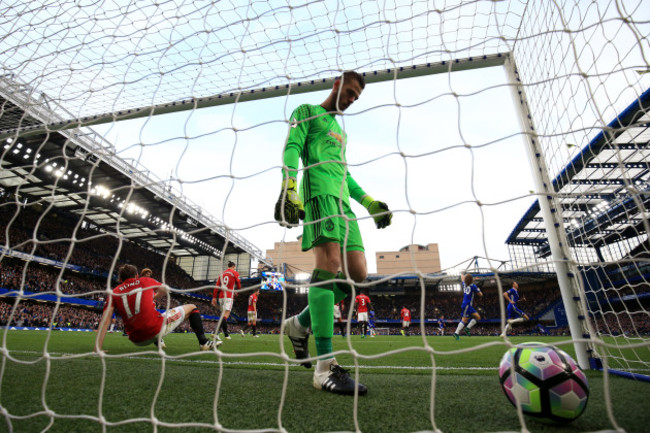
[0,204,195,290]
[0,298,103,329]
[2,200,649,337]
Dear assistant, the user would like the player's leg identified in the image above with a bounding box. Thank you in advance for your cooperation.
[501,305,515,337]
[242,313,252,335]
[293,198,367,394]
[284,244,361,342]
[179,304,220,350]
[284,268,340,369]
[219,300,232,339]
[311,214,368,395]
[503,307,527,337]
[453,309,469,339]
[338,319,346,337]
[465,311,480,335]
[157,304,220,350]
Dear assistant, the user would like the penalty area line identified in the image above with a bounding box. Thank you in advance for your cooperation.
[9,350,496,370]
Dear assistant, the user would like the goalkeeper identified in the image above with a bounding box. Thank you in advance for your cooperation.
[275,70,393,396]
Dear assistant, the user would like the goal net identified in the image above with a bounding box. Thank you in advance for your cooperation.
[0,1,648,432]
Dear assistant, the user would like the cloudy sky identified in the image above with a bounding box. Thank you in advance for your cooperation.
[5,0,646,274]
[94,65,536,274]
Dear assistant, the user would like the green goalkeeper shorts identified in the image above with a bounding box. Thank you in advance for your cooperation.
[302,195,364,252]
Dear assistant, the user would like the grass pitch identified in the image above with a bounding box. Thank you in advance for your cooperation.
[0,330,646,433]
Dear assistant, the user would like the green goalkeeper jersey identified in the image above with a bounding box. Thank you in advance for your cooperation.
[283,104,366,204]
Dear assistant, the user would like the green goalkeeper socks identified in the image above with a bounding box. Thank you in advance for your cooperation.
[315,337,334,358]
[297,269,355,354]
[334,271,352,303]
[296,268,337,328]
[308,269,336,343]
[297,306,311,329]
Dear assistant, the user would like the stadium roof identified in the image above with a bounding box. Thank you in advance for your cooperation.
[0,74,269,265]
[506,88,650,257]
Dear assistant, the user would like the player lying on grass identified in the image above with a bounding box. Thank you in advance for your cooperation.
[94,264,219,352]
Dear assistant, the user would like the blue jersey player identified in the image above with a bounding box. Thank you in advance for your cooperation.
[437,315,445,336]
[500,281,529,337]
[453,274,483,340]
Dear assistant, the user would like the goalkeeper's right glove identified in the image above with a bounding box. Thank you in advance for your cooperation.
[361,195,392,229]
[274,177,304,228]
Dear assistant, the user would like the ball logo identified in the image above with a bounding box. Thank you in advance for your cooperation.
[531,353,550,368]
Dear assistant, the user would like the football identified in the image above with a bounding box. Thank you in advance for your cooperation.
[498,342,589,423]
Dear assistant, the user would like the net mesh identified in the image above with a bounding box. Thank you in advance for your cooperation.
[0,0,649,432]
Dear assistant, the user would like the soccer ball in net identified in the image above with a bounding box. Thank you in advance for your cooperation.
[498,342,589,423]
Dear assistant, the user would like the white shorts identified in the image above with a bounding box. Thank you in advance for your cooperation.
[357,312,368,322]
[247,311,257,322]
[402,320,410,327]
[134,306,186,346]
[219,297,233,313]
[333,304,341,320]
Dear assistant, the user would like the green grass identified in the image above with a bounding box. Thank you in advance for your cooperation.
[0,331,647,433]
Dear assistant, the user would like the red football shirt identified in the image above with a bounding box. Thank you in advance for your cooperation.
[401,308,411,321]
[247,293,258,312]
[108,276,163,343]
[355,294,371,313]
[213,268,241,300]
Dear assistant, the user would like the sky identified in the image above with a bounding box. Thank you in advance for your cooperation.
[4,0,646,275]
[94,65,537,274]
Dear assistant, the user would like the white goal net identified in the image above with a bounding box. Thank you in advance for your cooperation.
[0,1,649,432]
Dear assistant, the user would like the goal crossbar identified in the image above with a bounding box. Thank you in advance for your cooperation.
[0,53,508,141]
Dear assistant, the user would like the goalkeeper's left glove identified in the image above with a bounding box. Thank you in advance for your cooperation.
[361,195,392,229]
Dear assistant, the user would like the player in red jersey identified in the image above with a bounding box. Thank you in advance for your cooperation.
[400,306,411,336]
[240,288,260,337]
[211,261,241,341]
[94,264,218,352]
[354,290,372,338]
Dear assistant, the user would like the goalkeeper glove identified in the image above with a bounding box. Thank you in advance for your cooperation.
[361,195,392,229]
[274,177,304,228]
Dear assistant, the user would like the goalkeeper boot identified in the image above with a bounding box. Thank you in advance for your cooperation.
[200,340,222,351]
[284,316,312,368]
[313,361,368,396]
[154,339,166,350]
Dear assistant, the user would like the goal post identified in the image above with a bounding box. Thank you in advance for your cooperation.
[503,55,593,370]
